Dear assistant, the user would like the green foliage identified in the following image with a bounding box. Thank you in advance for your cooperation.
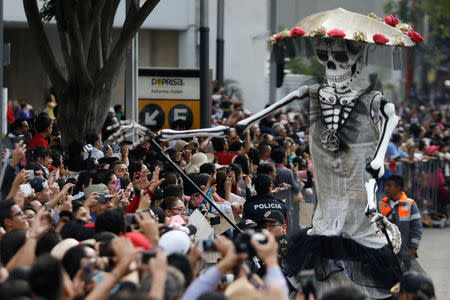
[384,0,423,24]
[39,0,56,22]
[285,56,325,78]
[384,0,450,67]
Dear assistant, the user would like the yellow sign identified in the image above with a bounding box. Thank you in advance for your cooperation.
[138,68,201,132]
[138,99,200,131]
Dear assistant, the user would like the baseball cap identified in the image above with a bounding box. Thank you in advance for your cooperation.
[426,145,440,155]
[259,210,285,224]
[84,184,114,202]
[28,177,48,193]
[123,232,152,250]
[159,230,191,256]
[399,272,435,298]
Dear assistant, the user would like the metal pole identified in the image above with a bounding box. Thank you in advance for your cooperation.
[125,0,138,126]
[216,0,224,87]
[269,0,277,104]
[147,136,241,232]
[199,0,210,128]
[0,0,3,148]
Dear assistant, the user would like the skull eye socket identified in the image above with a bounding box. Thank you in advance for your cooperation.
[316,50,328,62]
[332,52,349,63]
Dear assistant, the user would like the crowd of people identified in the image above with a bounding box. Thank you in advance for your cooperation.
[0,84,445,300]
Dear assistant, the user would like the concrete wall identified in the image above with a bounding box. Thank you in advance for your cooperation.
[207,0,270,113]
[3,0,187,109]
[3,25,179,109]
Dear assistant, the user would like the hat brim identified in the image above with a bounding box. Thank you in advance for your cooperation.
[294,8,415,47]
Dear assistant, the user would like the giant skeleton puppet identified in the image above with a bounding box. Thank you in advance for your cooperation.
[110,8,425,298]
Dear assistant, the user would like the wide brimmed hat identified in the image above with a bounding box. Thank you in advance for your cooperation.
[270,8,425,69]
[186,152,209,174]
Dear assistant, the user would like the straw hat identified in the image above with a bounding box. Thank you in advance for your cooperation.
[271,8,424,47]
[186,152,208,174]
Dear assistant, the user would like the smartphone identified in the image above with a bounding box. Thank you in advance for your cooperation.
[209,216,221,225]
[125,213,138,228]
[115,179,121,192]
[19,183,33,197]
[206,188,213,199]
[141,250,156,264]
[24,170,34,180]
[98,193,106,203]
[299,269,316,299]
[201,239,216,252]
[45,202,51,212]
[80,258,94,283]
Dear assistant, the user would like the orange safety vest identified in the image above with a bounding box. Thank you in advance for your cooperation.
[378,192,415,219]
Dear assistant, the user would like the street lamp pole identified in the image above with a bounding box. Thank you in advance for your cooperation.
[199,0,210,128]
[269,0,277,104]
[125,0,138,126]
[216,0,224,87]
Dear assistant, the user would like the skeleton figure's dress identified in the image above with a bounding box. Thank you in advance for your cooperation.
[287,85,401,298]
[308,84,384,248]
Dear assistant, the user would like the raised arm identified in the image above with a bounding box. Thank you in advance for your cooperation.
[236,86,309,134]
[366,95,399,179]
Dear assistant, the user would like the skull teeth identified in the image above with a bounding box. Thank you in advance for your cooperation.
[327,72,351,82]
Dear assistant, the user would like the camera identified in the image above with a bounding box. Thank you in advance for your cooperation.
[141,250,156,264]
[125,213,139,228]
[209,215,221,225]
[202,239,216,252]
[233,229,267,257]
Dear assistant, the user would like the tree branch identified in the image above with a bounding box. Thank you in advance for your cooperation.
[87,18,103,77]
[23,0,67,91]
[84,0,106,58]
[95,0,160,87]
[78,0,92,54]
[101,0,121,62]
[64,0,92,86]
[54,0,71,74]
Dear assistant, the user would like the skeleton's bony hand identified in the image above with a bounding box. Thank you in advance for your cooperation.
[369,213,402,254]
[366,160,385,179]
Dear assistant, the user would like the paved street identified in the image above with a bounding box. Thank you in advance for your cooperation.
[417,226,450,299]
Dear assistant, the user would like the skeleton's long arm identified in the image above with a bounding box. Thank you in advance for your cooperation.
[366,95,399,179]
[364,95,397,214]
[236,86,309,134]
[157,86,309,141]
[158,126,229,142]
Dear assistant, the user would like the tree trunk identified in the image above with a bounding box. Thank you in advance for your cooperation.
[58,86,112,145]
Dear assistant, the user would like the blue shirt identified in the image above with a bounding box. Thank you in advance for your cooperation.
[387,142,406,160]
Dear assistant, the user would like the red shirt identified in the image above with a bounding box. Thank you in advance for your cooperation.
[125,190,154,213]
[214,151,238,166]
[28,133,48,148]
[7,107,15,124]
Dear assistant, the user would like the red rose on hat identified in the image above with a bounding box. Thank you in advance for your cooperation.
[274,33,280,42]
[407,30,424,43]
[373,33,389,45]
[327,29,346,38]
[384,14,400,27]
[290,27,306,38]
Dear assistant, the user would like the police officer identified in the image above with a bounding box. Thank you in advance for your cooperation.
[258,210,288,263]
[378,175,423,270]
[243,174,287,224]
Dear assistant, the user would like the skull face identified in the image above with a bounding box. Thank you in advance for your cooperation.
[314,39,366,89]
